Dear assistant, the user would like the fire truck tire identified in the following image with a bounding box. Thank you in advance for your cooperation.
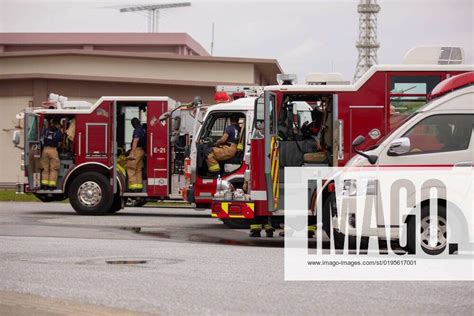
[108,194,124,214]
[68,172,113,216]
[195,203,211,209]
[34,194,66,203]
[322,193,359,250]
[221,218,251,229]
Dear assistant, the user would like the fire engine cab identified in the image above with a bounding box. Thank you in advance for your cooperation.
[182,86,264,228]
[211,47,473,224]
[15,95,195,215]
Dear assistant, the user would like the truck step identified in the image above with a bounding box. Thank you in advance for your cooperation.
[123,192,148,197]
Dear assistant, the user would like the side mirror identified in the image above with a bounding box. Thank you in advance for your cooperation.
[352,134,378,165]
[159,112,170,122]
[352,135,365,147]
[12,130,20,147]
[388,137,411,156]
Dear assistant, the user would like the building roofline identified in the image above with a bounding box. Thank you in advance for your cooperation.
[0,73,258,88]
[0,32,210,56]
[0,48,282,68]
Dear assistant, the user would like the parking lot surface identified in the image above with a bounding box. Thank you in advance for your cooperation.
[0,202,472,315]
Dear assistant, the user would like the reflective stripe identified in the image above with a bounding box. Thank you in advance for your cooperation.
[41,180,49,185]
[308,226,316,232]
[209,164,220,172]
[270,136,279,209]
[264,224,273,230]
[221,202,229,214]
[116,164,126,176]
[250,224,262,230]
[129,183,143,189]
[48,181,57,186]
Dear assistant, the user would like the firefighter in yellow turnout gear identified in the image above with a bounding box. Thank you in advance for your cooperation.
[206,115,241,173]
[126,118,146,191]
[40,119,63,189]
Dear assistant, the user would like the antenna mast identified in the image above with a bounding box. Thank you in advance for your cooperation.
[211,22,215,56]
[353,0,380,82]
[120,2,191,33]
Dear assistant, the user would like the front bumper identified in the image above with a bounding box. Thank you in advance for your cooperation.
[211,200,255,219]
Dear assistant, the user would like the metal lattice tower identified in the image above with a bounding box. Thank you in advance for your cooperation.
[353,0,381,82]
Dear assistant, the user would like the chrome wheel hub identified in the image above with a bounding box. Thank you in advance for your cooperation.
[77,181,102,208]
[420,216,447,251]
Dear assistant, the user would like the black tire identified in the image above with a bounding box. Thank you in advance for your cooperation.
[108,194,124,214]
[126,198,147,207]
[322,193,360,250]
[195,203,211,209]
[68,172,113,216]
[34,194,66,203]
[221,218,251,229]
[406,204,448,255]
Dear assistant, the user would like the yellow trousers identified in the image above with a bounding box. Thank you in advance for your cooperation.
[206,144,237,172]
[40,146,60,187]
[126,148,145,190]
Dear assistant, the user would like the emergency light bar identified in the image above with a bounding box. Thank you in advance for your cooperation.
[216,85,263,96]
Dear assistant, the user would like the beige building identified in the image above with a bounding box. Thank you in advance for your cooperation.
[0,33,283,185]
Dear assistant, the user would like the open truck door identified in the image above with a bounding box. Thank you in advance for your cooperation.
[24,112,41,190]
[146,101,170,197]
[264,91,279,212]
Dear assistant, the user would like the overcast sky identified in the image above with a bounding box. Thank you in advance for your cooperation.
[1,0,472,82]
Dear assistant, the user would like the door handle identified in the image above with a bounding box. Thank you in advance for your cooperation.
[454,161,472,167]
[150,132,153,157]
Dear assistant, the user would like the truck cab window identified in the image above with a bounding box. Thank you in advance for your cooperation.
[389,75,441,130]
[26,115,39,142]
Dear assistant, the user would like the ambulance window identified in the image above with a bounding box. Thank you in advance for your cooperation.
[26,115,39,142]
[400,114,473,154]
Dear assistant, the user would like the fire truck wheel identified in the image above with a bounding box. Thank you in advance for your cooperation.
[221,218,251,229]
[69,172,113,216]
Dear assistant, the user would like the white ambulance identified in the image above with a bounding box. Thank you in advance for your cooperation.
[330,72,474,255]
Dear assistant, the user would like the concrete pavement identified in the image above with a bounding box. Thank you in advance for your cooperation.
[0,202,472,315]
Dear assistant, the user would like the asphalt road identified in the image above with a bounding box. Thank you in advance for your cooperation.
[0,202,472,315]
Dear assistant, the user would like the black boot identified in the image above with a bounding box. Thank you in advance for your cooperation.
[249,224,262,237]
[249,229,261,237]
[264,225,275,238]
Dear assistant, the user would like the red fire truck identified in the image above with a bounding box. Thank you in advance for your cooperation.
[15,95,197,215]
[211,61,473,223]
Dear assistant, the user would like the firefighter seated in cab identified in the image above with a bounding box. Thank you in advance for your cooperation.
[206,115,241,173]
[127,118,146,191]
[302,99,329,164]
[41,118,63,189]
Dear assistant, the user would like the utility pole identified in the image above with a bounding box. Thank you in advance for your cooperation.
[120,2,191,33]
[353,0,380,82]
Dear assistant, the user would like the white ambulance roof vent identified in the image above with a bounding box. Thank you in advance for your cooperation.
[305,72,350,85]
[403,46,464,65]
[46,93,93,110]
